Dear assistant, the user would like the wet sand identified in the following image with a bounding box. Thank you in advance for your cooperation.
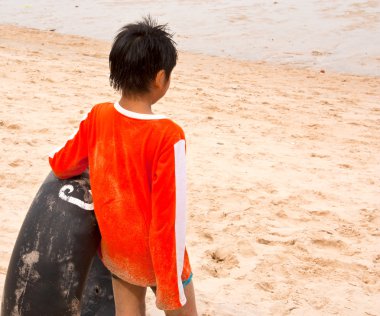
[0,25,380,315]
[1,0,379,76]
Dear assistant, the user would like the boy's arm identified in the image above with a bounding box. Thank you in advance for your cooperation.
[150,138,188,310]
[49,113,90,179]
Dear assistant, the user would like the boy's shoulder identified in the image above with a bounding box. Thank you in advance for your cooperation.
[84,102,113,118]
[91,102,114,112]
[158,116,183,130]
[156,117,185,139]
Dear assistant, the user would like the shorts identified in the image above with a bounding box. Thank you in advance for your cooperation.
[111,272,193,288]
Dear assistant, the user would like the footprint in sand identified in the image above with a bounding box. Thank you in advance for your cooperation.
[237,240,256,257]
[335,225,362,238]
[200,231,214,242]
[203,247,240,277]
[25,139,39,147]
[256,237,296,246]
[311,238,345,249]
[255,281,274,293]
[307,296,330,310]
[373,255,380,264]
[0,121,21,130]
[338,163,352,169]
[8,124,21,130]
[8,159,23,168]
[309,210,331,217]
[210,248,239,268]
[310,153,330,158]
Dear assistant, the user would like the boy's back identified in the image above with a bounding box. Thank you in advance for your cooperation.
[49,16,198,315]
[50,101,192,308]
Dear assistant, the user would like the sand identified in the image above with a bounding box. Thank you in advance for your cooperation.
[0,25,379,315]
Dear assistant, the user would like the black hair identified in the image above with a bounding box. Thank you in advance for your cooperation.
[109,16,177,96]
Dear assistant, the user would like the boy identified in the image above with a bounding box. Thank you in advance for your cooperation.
[49,17,198,316]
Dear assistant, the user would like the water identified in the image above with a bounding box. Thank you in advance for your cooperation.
[0,0,379,76]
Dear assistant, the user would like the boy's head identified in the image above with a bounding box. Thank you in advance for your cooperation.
[109,16,177,97]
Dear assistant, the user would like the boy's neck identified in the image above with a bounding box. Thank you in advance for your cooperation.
[119,94,154,115]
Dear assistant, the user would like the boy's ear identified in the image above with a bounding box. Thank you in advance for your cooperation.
[154,69,167,88]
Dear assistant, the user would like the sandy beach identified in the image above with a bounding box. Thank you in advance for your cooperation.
[0,24,379,315]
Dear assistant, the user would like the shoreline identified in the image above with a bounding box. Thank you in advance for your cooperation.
[1,0,379,77]
[2,22,380,79]
[1,25,379,315]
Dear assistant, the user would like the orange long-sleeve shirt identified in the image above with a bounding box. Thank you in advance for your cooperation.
[49,102,192,310]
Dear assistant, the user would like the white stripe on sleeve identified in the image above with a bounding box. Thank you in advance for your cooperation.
[174,139,187,306]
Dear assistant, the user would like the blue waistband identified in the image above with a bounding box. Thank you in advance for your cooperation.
[182,272,193,287]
